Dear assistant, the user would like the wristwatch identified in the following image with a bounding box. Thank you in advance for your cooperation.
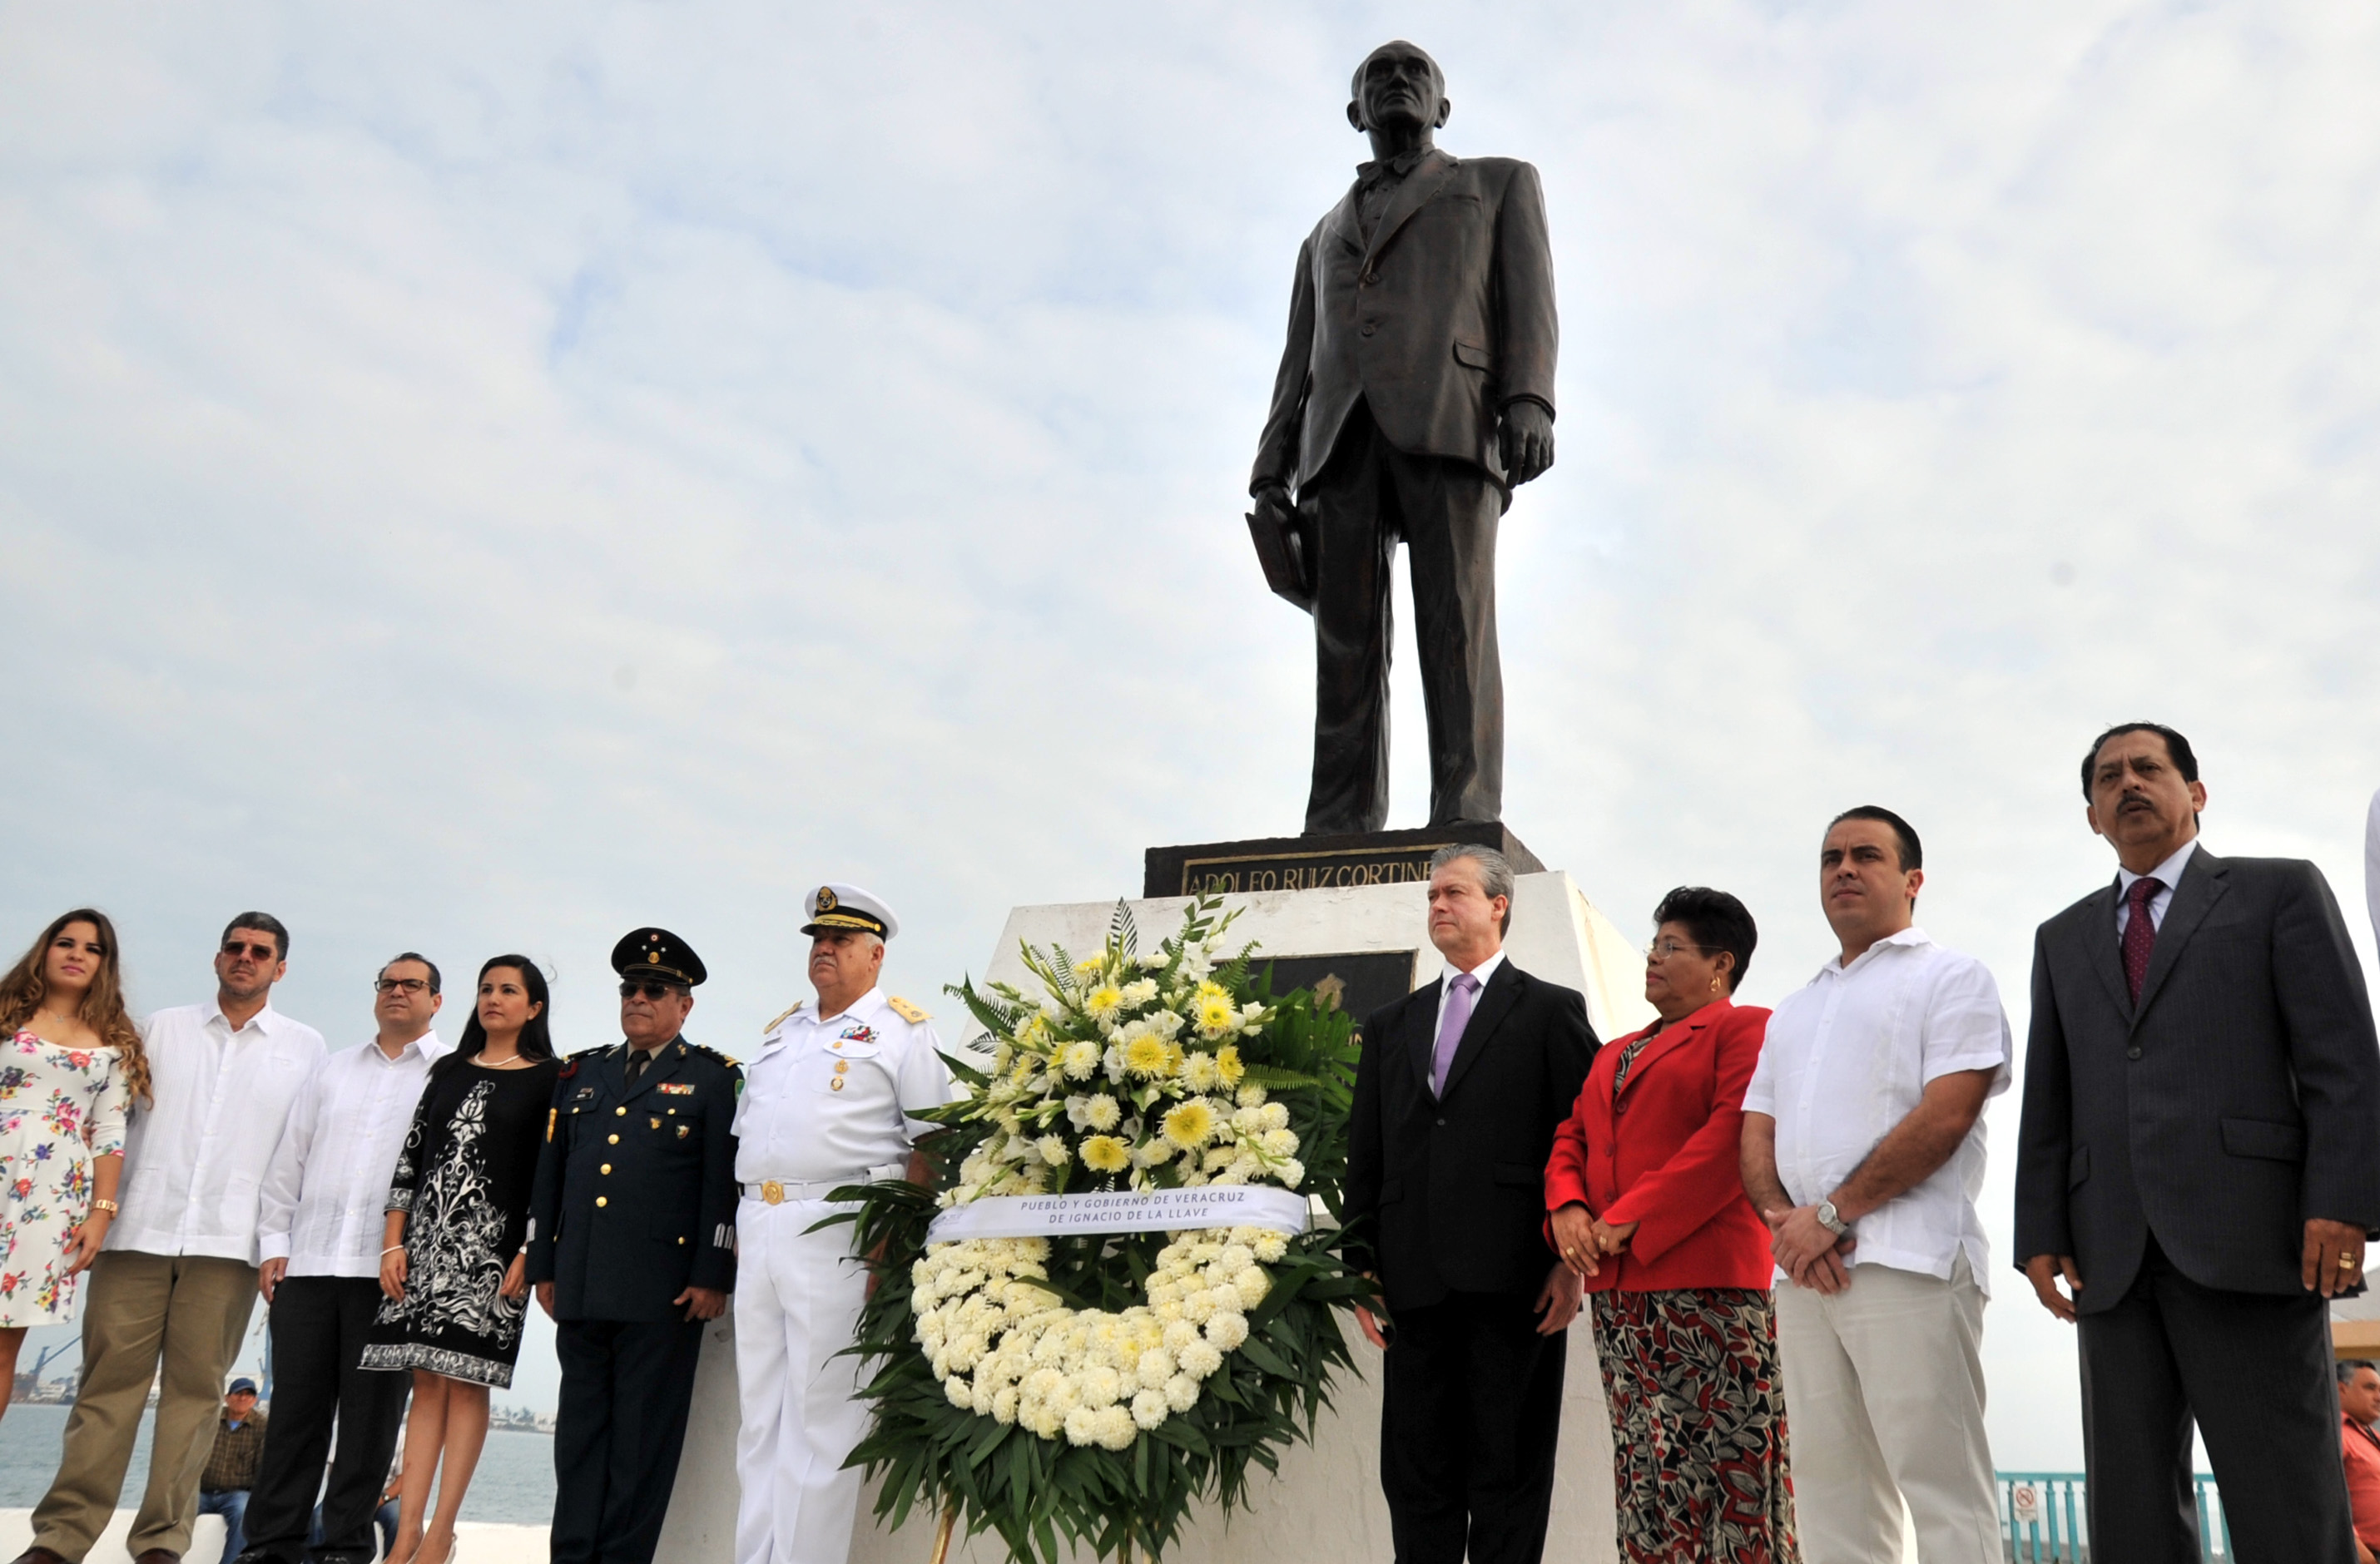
[1816,1200,1848,1237]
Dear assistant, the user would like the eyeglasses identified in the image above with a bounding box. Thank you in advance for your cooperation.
[1644,940,1718,963]
[619,981,685,1000]
[221,943,278,961]
[374,978,430,995]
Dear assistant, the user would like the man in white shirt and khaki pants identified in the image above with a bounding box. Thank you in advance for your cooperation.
[17,914,326,1564]
[236,952,450,1564]
[1740,809,2012,1563]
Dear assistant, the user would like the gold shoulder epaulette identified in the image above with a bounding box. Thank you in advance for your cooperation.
[685,1041,740,1068]
[764,1000,806,1033]
[887,995,930,1023]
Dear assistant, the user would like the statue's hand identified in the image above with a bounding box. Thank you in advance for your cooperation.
[1252,483,1297,535]
[1500,399,1555,487]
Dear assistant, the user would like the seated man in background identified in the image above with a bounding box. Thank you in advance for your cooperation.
[196,1378,267,1561]
[2343,1359,2380,1563]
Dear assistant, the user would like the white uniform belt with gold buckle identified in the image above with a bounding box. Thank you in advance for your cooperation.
[744,1163,905,1205]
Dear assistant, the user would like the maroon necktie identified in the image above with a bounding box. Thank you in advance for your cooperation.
[2123,877,2163,1006]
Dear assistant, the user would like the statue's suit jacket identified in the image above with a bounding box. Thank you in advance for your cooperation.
[2015,848,2380,1310]
[1345,960,1596,1311]
[1251,148,1557,497]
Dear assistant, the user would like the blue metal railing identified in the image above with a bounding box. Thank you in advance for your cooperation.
[1998,1471,2233,1562]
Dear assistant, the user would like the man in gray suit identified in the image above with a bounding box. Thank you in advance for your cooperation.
[1250,41,1558,834]
[2016,721,2380,1562]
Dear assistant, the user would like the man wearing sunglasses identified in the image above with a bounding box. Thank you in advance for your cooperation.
[527,928,741,1564]
[18,914,326,1564]
[233,954,449,1564]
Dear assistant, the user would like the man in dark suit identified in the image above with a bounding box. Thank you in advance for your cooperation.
[1345,844,1597,1564]
[1250,40,1559,834]
[2016,723,2380,1562]
[527,928,741,1564]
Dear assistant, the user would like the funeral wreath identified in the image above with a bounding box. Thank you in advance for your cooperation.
[829,894,1371,1564]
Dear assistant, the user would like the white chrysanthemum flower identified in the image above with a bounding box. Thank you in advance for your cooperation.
[1257,1099,1288,1127]
[1181,1052,1221,1091]
[1179,1340,1224,1378]
[1230,1107,1262,1136]
[1162,1319,1200,1352]
[993,1386,1019,1425]
[1092,1404,1137,1449]
[1131,1388,1170,1429]
[1081,1365,1123,1408]
[1061,1041,1103,1080]
[1252,1231,1289,1263]
[1137,1347,1176,1384]
[1036,1136,1069,1167]
[1236,1084,1269,1109]
[1260,1127,1300,1157]
[1083,1094,1122,1132]
[1205,1311,1250,1350]
[1233,1268,1270,1309]
[1217,1245,1253,1270]
[1277,1158,1305,1188]
[1164,1373,1201,1412]
[946,1376,974,1409]
[1064,1407,1099,1446]
[1121,978,1159,1006]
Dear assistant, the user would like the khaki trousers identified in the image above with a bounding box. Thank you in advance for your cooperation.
[1773,1255,2001,1564]
[32,1250,260,1562]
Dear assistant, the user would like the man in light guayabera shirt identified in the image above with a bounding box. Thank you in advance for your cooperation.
[17,913,326,1564]
[1739,809,2012,1564]
[234,953,451,1564]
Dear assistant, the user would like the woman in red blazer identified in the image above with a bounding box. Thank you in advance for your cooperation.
[1545,887,1797,1563]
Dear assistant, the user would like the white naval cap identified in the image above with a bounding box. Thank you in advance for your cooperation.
[801,882,900,941]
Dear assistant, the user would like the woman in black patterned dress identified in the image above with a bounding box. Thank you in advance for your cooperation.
[360,956,560,1564]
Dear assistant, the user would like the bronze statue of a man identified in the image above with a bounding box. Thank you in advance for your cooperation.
[1251,41,1557,834]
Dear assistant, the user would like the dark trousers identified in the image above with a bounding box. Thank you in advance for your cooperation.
[1303,401,1504,834]
[2079,1234,2357,1563]
[1380,1289,1565,1564]
[240,1276,410,1564]
[551,1315,704,1564]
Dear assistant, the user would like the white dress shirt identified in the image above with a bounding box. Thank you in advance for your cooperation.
[2116,838,2200,937]
[733,987,958,1184]
[1431,948,1507,1045]
[256,1031,450,1277]
[1743,927,2011,1291]
[108,1000,328,1264]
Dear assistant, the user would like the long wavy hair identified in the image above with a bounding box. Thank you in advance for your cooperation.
[0,908,151,1104]
[446,953,556,1067]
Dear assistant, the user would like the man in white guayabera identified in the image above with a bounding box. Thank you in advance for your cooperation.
[1740,807,2011,1563]
[236,953,450,1564]
[731,883,958,1564]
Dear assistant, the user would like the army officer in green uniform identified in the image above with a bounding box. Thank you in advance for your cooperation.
[527,928,741,1564]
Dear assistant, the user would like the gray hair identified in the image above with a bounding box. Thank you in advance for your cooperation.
[1428,844,1515,936]
[2339,1359,2378,1386]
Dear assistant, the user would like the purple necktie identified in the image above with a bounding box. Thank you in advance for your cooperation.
[1431,973,1480,1097]
[2123,877,2163,1006]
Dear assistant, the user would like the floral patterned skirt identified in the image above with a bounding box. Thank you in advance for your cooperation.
[1590,1286,1800,1564]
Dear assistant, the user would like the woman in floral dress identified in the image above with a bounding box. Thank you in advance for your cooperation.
[1545,888,1797,1563]
[361,955,560,1564]
[0,908,146,1427]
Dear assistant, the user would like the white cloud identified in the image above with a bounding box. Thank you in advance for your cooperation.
[6,1,2379,1463]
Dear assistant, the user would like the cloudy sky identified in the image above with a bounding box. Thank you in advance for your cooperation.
[8,1,2380,1463]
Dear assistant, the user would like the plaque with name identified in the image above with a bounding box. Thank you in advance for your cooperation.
[1143,823,1544,899]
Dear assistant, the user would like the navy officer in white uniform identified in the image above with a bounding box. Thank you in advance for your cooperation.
[733,883,956,1564]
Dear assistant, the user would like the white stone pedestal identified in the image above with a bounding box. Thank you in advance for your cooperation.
[662,872,1655,1562]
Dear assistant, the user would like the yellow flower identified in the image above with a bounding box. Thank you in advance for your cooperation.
[1181,1052,1220,1091]
[1194,993,1237,1037]
[1215,1046,1245,1086]
[1083,985,1125,1022]
[1074,958,1104,982]
[1123,1035,1172,1078]
[1162,1101,1217,1150]
[1080,1136,1130,1173]
[1194,979,1229,1003]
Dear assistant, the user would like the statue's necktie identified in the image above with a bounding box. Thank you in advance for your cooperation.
[1431,973,1480,1097]
[2124,876,2164,1006]
[625,1049,650,1089]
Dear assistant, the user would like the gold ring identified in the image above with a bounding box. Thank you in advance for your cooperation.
[2343,1252,2362,1270]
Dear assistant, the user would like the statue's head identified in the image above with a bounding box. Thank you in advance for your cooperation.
[1347,41,1449,137]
